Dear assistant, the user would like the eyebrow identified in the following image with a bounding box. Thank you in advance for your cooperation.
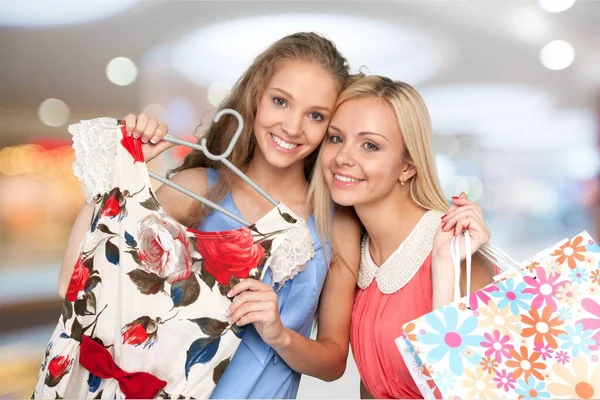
[328,125,389,141]
[272,87,332,113]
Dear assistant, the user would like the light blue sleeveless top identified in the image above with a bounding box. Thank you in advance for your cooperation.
[200,168,331,399]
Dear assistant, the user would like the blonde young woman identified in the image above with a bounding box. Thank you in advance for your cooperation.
[312,75,496,399]
[57,33,362,398]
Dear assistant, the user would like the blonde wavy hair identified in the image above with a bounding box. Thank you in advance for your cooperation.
[170,32,350,229]
[309,75,449,240]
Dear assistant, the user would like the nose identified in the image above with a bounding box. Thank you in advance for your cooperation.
[334,142,356,168]
[281,111,303,137]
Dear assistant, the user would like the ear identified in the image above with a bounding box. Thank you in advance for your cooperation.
[399,161,417,184]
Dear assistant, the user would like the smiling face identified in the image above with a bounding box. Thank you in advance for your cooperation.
[252,59,340,171]
[320,95,416,207]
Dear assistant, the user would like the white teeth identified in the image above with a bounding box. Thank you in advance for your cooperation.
[335,174,360,183]
[271,134,299,150]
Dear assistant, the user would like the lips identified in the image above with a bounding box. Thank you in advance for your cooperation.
[334,173,361,183]
[332,171,365,188]
[270,133,301,152]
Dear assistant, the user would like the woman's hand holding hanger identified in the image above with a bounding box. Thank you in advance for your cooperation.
[122,113,173,162]
[226,279,289,349]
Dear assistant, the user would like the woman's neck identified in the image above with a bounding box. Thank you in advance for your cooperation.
[238,150,309,206]
[355,187,428,266]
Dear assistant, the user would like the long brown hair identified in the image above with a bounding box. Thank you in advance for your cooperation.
[170,32,350,229]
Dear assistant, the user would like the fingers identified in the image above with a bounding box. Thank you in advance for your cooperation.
[442,206,484,232]
[227,279,270,298]
[122,114,137,136]
[151,123,169,144]
[451,192,483,213]
[141,118,158,144]
[131,113,149,139]
[227,290,276,317]
[451,215,488,239]
[122,113,166,142]
[236,311,273,327]
[226,280,278,326]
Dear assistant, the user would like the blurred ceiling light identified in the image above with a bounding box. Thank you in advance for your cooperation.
[421,84,594,151]
[106,57,138,86]
[166,98,198,137]
[433,134,459,157]
[168,14,442,87]
[509,6,550,44]
[422,83,551,133]
[540,40,575,70]
[482,108,595,151]
[435,155,456,187]
[38,98,70,127]
[538,0,576,13]
[442,175,463,200]
[0,0,137,27]
[463,176,484,202]
[207,82,233,107]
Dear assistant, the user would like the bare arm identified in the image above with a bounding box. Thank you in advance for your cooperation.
[227,206,361,381]
[271,207,361,380]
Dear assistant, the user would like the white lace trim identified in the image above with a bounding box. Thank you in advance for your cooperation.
[358,210,443,294]
[269,218,315,286]
[69,117,120,203]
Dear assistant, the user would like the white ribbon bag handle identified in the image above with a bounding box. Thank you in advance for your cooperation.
[450,231,471,302]
[450,233,523,302]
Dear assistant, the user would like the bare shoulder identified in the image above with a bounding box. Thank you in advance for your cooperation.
[155,167,209,224]
[331,206,362,275]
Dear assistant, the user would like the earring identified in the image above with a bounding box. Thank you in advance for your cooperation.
[401,180,405,186]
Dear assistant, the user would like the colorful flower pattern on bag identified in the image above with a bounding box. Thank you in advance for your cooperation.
[401,231,600,399]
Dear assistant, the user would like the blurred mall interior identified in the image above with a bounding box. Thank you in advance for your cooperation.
[1,0,599,398]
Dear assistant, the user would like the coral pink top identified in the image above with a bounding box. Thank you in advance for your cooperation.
[350,211,442,399]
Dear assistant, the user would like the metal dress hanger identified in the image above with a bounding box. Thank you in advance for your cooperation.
[146,109,278,227]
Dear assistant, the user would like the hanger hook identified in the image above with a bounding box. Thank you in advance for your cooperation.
[200,109,244,161]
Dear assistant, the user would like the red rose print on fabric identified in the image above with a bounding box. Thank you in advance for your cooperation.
[138,214,192,284]
[102,194,120,218]
[122,316,160,349]
[45,355,72,387]
[66,254,90,302]
[195,228,265,285]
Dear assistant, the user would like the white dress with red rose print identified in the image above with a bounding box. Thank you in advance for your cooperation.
[33,117,315,400]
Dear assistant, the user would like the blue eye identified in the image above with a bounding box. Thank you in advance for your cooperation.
[273,97,287,107]
[328,135,343,144]
[309,112,324,121]
[362,142,379,152]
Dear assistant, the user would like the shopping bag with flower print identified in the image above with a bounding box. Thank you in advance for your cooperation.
[398,230,600,400]
[394,323,441,400]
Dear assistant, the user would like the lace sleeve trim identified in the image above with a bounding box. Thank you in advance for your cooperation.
[69,117,120,203]
[268,218,316,287]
